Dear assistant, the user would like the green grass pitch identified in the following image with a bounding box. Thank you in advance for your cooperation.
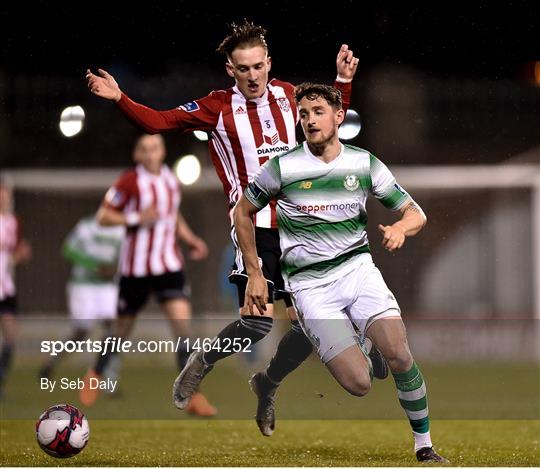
[1,419,539,466]
[1,356,538,466]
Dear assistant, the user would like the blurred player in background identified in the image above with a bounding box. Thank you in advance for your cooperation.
[79,133,216,416]
[234,83,447,463]
[40,215,124,381]
[0,181,32,398]
[85,22,386,431]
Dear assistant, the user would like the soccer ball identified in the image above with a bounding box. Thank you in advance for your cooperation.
[35,404,89,458]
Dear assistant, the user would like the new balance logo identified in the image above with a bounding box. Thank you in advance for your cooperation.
[264,133,279,145]
[298,181,313,189]
[235,106,246,115]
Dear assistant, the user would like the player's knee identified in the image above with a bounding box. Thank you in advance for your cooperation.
[342,372,371,397]
[384,346,413,373]
[346,378,371,397]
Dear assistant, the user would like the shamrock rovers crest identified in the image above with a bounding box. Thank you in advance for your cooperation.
[343,174,359,191]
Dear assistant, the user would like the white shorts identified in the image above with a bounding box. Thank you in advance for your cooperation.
[68,283,118,330]
[291,253,401,363]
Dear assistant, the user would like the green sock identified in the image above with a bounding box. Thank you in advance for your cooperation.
[392,361,432,450]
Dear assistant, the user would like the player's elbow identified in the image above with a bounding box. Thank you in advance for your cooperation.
[95,208,109,226]
[232,207,243,228]
[143,126,161,135]
[233,198,252,225]
[413,203,427,230]
[134,123,160,135]
[128,119,161,135]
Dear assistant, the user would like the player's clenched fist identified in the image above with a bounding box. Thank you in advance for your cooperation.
[378,223,406,252]
[86,68,122,102]
[336,44,359,81]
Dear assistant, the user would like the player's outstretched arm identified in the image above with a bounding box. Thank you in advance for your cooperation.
[378,201,427,252]
[85,68,217,134]
[233,196,269,315]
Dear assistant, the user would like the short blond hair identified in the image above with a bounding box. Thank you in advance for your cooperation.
[216,20,268,58]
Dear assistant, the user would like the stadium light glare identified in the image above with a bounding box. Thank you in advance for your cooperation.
[59,106,85,137]
[174,154,201,185]
[338,109,361,141]
[193,130,209,141]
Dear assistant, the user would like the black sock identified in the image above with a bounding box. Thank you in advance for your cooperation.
[95,350,117,375]
[0,344,13,382]
[176,339,191,372]
[94,334,119,375]
[204,316,273,365]
[265,320,313,384]
[44,329,87,374]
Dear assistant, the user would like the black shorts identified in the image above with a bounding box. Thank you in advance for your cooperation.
[229,227,292,308]
[0,296,17,315]
[117,271,190,316]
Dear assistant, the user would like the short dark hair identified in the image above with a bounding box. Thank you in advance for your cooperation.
[295,83,343,110]
[216,20,268,58]
[134,133,164,147]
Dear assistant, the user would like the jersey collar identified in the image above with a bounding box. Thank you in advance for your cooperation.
[136,163,163,178]
[233,85,269,104]
[303,141,345,166]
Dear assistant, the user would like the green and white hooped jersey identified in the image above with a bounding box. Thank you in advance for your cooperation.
[64,217,125,284]
[244,142,412,290]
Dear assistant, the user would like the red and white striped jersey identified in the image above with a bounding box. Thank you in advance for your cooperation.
[0,213,20,299]
[103,164,182,278]
[116,79,351,229]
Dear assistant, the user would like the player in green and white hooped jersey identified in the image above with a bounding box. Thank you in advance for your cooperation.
[40,216,124,380]
[234,83,447,464]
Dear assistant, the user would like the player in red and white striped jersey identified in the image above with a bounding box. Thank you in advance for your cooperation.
[86,21,362,426]
[87,55,352,232]
[104,150,184,279]
[0,181,32,397]
[79,134,216,416]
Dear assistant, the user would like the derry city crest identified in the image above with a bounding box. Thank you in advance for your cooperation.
[343,174,359,191]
